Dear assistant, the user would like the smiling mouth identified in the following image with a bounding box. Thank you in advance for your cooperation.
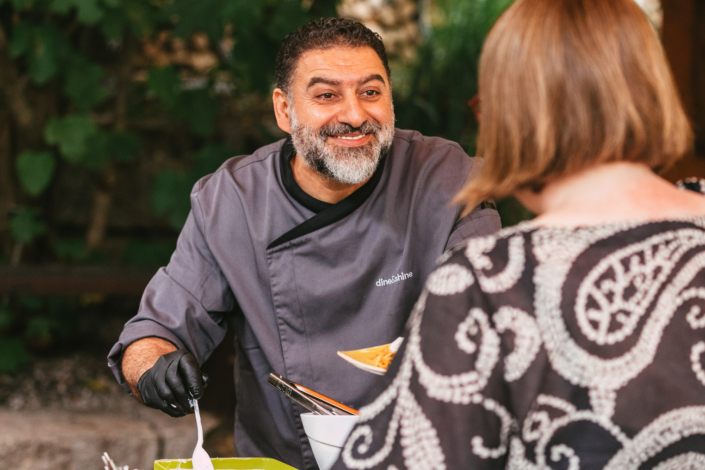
[330,133,371,140]
[336,135,366,140]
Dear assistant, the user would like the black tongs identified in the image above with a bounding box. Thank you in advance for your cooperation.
[267,373,358,416]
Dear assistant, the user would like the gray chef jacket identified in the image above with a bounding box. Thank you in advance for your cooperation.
[108,129,501,470]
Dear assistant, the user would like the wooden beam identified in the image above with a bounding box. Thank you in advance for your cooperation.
[0,266,156,295]
[661,0,705,181]
[662,0,697,119]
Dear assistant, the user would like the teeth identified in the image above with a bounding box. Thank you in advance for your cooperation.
[336,134,366,140]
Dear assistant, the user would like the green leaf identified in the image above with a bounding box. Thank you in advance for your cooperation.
[0,338,30,375]
[44,298,75,338]
[49,0,70,12]
[9,0,36,9]
[82,131,111,170]
[9,22,32,58]
[29,27,60,83]
[166,0,225,42]
[309,0,337,17]
[16,24,77,85]
[44,115,97,163]
[109,131,141,162]
[99,0,155,39]
[51,0,103,24]
[265,0,310,43]
[84,130,141,169]
[33,24,80,84]
[222,1,264,28]
[0,304,13,330]
[54,238,87,261]
[9,207,46,243]
[63,62,109,110]
[125,0,160,36]
[123,240,176,266]
[151,169,194,230]
[193,143,233,176]
[26,315,60,343]
[18,295,43,311]
[149,144,232,231]
[147,66,181,108]
[16,151,56,196]
[100,9,124,39]
[148,69,219,135]
[174,89,219,136]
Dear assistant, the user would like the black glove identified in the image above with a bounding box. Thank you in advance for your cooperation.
[137,349,208,417]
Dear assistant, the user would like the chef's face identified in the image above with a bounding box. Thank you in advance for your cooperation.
[273,46,395,185]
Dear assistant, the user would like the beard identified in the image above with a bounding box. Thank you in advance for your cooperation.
[289,108,395,185]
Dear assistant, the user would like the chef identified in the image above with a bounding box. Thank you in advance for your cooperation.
[108,17,501,470]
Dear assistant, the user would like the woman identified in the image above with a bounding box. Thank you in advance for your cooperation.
[331,0,705,468]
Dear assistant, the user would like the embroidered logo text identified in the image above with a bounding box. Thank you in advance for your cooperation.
[376,272,413,287]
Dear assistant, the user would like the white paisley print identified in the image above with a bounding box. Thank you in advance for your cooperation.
[334,218,705,470]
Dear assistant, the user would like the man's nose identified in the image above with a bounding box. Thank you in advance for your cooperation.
[336,95,368,129]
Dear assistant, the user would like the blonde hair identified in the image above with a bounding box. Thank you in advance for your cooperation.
[456,0,693,211]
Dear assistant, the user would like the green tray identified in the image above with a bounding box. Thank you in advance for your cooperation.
[153,458,297,470]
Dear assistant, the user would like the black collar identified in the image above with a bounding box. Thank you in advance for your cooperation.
[279,137,333,214]
[268,136,387,250]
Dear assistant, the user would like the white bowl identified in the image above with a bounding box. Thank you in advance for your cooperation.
[301,413,359,470]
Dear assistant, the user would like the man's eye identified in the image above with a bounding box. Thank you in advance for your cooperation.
[318,93,334,99]
[362,90,379,97]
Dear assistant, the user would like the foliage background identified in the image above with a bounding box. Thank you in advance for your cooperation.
[0,0,515,373]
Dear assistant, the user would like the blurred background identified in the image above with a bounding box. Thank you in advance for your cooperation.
[0,0,703,468]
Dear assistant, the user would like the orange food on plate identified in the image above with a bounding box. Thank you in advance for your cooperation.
[371,345,395,369]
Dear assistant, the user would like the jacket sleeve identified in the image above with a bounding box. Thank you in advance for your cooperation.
[444,150,502,252]
[445,204,502,251]
[433,144,501,251]
[107,185,235,394]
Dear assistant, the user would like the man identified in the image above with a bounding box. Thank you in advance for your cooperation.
[109,17,500,470]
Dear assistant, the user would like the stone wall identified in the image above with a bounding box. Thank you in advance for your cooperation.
[0,352,220,470]
[0,407,218,470]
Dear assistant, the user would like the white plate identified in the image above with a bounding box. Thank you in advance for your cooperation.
[336,345,389,376]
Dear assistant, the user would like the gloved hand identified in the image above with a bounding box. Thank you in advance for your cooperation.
[137,349,208,417]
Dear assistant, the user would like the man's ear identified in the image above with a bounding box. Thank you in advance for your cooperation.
[273,88,291,134]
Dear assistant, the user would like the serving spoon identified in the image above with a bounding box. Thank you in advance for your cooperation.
[190,397,215,470]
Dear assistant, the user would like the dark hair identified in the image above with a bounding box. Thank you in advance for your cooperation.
[275,17,391,94]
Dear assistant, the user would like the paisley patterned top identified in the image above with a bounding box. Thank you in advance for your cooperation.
[333,217,705,470]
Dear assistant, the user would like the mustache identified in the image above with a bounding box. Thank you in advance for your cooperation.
[318,120,382,139]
